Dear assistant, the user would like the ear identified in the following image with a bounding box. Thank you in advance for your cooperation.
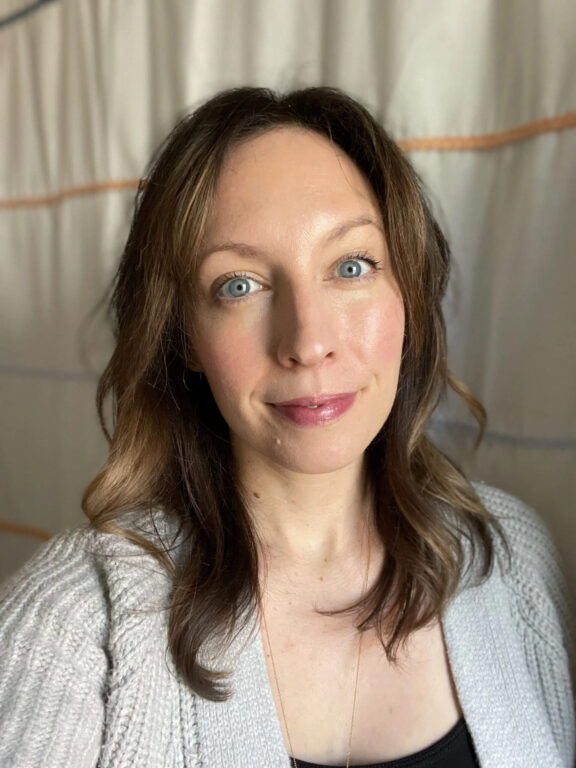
[183,338,204,373]
[182,365,204,393]
[185,360,204,374]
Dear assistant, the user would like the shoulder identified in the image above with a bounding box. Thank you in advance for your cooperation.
[470,481,575,675]
[0,510,178,652]
[469,483,575,763]
[472,480,556,546]
[0,526,111,765]
[471,481,570,605]
[0,515,184,766]
[0,525,109,650]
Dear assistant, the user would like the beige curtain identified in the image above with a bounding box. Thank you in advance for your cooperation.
[1,0,575,613]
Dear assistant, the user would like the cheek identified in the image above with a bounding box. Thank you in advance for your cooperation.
[194,319,262,397]
[351,295,405,365]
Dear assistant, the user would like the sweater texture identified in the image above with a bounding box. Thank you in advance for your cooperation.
[0,483,574,767]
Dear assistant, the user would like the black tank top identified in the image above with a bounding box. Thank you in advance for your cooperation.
[290,717,480,768]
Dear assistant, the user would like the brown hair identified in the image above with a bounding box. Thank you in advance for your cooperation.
[82,86,510,701]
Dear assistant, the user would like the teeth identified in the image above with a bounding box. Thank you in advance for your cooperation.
[307,405,320,409]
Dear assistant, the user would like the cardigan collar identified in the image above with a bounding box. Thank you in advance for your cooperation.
[191,564,563,767]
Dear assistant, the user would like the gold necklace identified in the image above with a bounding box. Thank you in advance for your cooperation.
[260,532,372,768]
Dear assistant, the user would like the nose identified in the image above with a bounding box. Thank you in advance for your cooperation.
[273,282,339,368]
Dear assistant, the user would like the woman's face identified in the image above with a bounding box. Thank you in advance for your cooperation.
[191,127,405,475]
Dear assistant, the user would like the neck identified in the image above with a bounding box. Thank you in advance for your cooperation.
[235,451,374,567]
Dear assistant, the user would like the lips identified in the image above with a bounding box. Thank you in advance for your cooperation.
[274,393,355,407]
[270,392,357,426]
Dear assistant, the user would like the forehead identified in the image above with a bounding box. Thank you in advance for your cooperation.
[203,127,380,241]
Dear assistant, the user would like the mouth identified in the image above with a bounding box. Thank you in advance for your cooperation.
[273,392,356,408]
[268,392,357,426]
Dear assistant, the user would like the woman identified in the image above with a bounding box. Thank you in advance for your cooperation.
[0,87,573,768]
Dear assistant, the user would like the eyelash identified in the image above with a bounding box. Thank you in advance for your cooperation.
[213,252,382,301]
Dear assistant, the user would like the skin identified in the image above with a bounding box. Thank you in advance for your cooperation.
[191,126,405,569]
[188,129,463,763]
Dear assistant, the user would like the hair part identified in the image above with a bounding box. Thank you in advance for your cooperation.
[82,85,510,701]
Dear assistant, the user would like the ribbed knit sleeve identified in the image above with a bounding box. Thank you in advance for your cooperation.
[0,527,109,768]
[475,483,576,767]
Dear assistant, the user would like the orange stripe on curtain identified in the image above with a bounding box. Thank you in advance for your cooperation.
[0,520,51,541]
[0,179,140,209]
[0,111,574,209]
[400,111,576,151]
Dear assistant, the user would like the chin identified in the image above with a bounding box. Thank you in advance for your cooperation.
[230,406,390,475]
[264,436,372,476]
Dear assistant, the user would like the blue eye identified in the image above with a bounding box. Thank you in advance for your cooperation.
[337,257,375,278]
[217,275,261,299]
[214,254,379,302]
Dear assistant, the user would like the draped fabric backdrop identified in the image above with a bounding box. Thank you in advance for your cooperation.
[1,0,575,622]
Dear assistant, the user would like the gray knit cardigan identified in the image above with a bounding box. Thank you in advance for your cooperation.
[0,483,574,767]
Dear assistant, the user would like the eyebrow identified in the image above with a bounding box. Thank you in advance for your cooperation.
[201,215,383,260]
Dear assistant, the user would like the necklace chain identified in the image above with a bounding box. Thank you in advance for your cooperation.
[260,531,372,768]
